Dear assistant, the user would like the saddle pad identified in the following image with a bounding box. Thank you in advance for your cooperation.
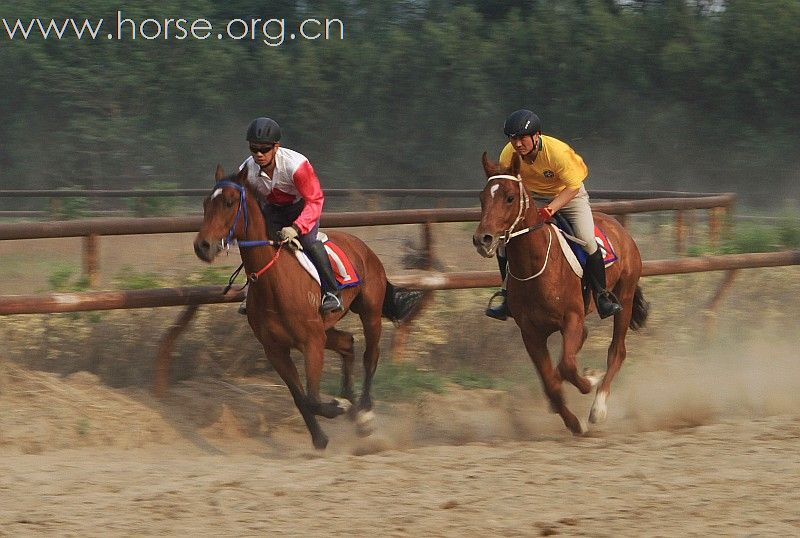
[293,239,361,288]
[553,224,618,278]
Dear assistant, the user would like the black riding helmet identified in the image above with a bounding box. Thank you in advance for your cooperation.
[246,117,281,144]
[503,109,541,138]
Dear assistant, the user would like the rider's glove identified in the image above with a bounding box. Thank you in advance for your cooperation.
[279,225,302,250]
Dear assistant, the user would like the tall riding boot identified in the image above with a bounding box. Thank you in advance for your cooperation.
[586,250,622,319]
[305,241,343,314]
[485,253,512,321]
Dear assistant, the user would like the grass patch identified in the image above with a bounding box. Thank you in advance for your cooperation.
[51,188,89,220]
[449,368,502,390]
[183,266,238,286]
[112,267,163,289]
[47,265,90,292]
[372,363,446,401]
[322,362,446,402]
[688,221,800,256]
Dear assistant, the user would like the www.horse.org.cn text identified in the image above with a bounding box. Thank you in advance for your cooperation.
[1,11,346,46]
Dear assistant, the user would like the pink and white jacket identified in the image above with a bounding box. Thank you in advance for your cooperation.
[239,147,324,235]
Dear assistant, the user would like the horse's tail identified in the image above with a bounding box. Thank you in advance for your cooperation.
[382,281,426,324]
[629,285,649,331]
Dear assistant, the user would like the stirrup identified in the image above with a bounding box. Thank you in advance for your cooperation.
[320,291,343,314]
[485,290,510,321]
[596,291,622,319]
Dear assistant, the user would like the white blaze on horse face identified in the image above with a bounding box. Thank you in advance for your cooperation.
[211,188,223,199]
[490,184,500,198]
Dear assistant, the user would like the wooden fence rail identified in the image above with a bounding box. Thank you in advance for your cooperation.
[0,251,796,316]
[0,188,731,199]
[0,196,736,240]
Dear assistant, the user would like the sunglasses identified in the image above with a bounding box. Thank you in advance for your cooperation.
[249,144,275,154]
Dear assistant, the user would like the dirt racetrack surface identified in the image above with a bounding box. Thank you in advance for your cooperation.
[2,346,799,537]
[1,230,799,536]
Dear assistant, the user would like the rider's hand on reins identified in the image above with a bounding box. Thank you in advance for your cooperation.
[279,225,303,251]
[538,206,554,223]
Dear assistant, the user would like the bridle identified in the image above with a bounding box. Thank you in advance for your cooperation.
[485,174,546,241]
[210,180,287,282]
[485,174,551,281]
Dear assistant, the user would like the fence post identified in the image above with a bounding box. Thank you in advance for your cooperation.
[49,197,62,219]
[675,210,686,255]
[708,207,723,248]
[722,199,735,240]
[83,233,100,288]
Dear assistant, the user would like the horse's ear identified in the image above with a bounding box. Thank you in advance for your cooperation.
[481,151,495,178]
[509,152,521,178]
[214,164,225,182]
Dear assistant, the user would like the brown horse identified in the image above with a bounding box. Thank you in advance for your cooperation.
[473,153,649,434]
[194,165,423,449]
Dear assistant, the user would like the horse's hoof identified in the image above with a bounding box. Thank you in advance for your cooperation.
[333,397,352,414]
[589,391,608,424]
[312,433,329,450]
[583,368,606,389]
[356,410,376,437]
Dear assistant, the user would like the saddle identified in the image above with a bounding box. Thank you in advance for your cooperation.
[294,232,361,288]
[551,212,618,313]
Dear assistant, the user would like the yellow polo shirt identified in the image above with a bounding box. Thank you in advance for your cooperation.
[499,135,588,196]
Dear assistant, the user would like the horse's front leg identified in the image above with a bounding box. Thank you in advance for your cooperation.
[558,312,603,394]
[519,324,585,435]
[302,331,350,421]
[263,344,329,450]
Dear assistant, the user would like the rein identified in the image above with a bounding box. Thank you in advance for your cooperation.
[486,174,550,281]
[212,180,288,282]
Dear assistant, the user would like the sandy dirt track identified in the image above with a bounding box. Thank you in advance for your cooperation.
[1,417,799,537]
[2,358,799,537]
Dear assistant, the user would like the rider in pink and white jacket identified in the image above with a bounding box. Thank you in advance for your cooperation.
[239,117,342,315]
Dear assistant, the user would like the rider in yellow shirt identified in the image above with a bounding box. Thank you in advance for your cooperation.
[486,109,622,321]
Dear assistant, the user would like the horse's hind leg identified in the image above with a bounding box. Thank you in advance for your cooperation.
[356,309,382,437]
[557,313,596,395]
[590,286,635,424]
[521,327,585,435]
[264,344,329,450]
[325,327,356,409]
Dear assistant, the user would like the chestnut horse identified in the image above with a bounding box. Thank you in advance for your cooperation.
[194,165,423,449]
[473,153,649,434]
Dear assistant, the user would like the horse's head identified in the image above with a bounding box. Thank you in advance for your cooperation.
[473,152,532,257]
[193,164,249,262]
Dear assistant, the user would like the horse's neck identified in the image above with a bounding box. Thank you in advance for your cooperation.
[238,195,287,280]
[506,212,561,285]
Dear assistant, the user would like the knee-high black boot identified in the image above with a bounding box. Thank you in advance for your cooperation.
[305,241,343,314]
[485,253,512,321]
[586,250,622,319]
